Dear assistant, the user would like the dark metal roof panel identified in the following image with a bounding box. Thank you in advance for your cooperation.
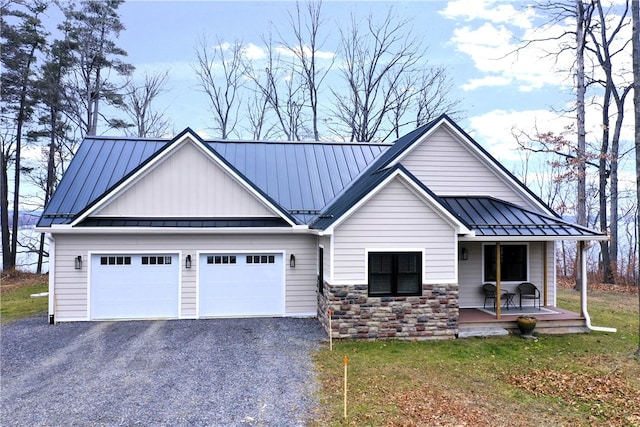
[441,197,605,238]
[206,141,388,215]
[38,134,390,227]
[38,138,168,227]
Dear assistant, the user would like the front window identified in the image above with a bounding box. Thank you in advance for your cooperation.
[368,252,422,296]
[484,244,527,282]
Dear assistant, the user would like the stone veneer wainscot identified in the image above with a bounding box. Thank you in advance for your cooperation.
[318,282,459,340]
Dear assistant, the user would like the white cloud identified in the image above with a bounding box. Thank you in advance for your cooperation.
[466,109,570,162]
[274,44,335,60]
[461,75,512,91]
[440,0,535,29]
[242,43,266,61]
[451,21,575,92]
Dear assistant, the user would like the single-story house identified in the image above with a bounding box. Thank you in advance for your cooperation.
[37,115,608,339]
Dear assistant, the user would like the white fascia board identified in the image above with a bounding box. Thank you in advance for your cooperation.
[41,226,310,235]
[324,169,471,236]
[387,118,554,216]
[70,131,296,228]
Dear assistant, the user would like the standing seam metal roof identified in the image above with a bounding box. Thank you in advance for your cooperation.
[38,130,390,227]
[441,197,605,238]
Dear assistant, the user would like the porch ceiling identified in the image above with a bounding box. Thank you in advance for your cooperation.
[442,196,608,241]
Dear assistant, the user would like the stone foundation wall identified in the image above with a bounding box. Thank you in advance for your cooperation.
[318,282,459,340]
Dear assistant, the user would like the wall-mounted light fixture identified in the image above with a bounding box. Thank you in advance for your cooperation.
[289,254,296,268]
[74,255,82,270]
[185,254,192,269]
[461,247,468,261]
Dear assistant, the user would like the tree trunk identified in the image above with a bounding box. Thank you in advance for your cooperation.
[630,0,639,355]
[575,0,588,290]
[0,153,11,270]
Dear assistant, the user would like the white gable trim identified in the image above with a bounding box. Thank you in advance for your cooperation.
[387,117,553,216]
[323,169,472,236]
[70,131,296,227]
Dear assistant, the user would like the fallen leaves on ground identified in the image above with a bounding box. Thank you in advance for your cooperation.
[0,270,47,294]
[507,365,640,426]
[557,277,639,296]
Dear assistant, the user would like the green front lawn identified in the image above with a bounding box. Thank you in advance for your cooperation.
[314,287,640,426]
[0,281,48,323]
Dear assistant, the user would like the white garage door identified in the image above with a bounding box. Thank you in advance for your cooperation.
[199,253,284,317]
[90,254,179,319]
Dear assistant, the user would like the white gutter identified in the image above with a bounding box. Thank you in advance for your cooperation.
[580,241,616,333]
[47,234,55,324]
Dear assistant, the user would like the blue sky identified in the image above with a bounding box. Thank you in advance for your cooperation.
[35,0,634,189]
[108,0,575,145]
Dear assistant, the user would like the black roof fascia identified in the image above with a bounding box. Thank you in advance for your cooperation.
[60,130,192,225]
[439,117,560,219]
[370,115,445,172]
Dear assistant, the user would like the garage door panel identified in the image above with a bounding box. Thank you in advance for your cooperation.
[91,254,179,319]
[199,253,284,317]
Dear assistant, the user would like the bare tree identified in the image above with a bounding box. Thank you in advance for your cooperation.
[244,34,308,140]
[280,0,334,140]
[415,67,462,127]
[586,0,633,283]
[332,9,422,142]
[330,8,458,142]
[194,36,246,139]
[122,70,172,138]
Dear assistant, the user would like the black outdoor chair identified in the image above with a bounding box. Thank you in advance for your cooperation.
[482,283,497,310]
[517,282,541,310]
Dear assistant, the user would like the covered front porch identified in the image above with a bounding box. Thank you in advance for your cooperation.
[459,306,588,336]
[442,197,612,335]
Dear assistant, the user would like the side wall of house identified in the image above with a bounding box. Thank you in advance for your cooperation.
[318,176,459,340]
[458,241,556,308]
[52,232,317,321]
[401,127,539,209]
[331,177,458,284]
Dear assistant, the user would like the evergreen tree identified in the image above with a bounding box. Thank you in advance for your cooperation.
[60,0,134,136]
[0,0,49,270]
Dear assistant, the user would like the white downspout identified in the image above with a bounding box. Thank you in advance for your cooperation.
[580,241,616,333]
[47,234,55,324]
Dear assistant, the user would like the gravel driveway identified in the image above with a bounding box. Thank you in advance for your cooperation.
[1,316,325,426]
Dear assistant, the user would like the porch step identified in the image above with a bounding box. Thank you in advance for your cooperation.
[458,326,509,338]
